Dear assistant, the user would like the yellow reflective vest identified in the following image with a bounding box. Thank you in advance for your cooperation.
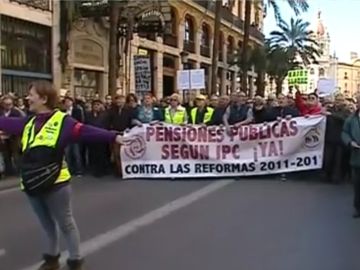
[21,110,71,189]
[164,106,187,125]
[190,107,214,124]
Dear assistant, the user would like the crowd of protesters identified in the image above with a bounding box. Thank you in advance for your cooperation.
[0,85,357,185]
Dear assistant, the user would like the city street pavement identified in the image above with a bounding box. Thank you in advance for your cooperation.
[1,176,360,270]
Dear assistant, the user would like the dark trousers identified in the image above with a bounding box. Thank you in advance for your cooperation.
[65,144,83,175]
[323,143,345,183]
[352,168,360,212]
[88,143,110,177]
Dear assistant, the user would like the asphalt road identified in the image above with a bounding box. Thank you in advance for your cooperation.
[0,176,359,270]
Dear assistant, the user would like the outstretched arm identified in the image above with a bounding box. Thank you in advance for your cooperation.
[63,116,118,144]
[0,117,27,136]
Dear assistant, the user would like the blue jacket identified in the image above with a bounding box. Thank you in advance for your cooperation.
[135,106,163,123]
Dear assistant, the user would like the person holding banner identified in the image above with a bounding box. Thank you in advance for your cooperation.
[0,81,124,270]
[189,94,214,125]
[273,94,300,118]
[164,93,188,125]
[132,93,163,126]
[223,91,253,133]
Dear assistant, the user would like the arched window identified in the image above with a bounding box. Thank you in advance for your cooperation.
[227,36,234,54]
[310,68,315,75]
[201,23,210,47]
[184,15,194,42]
[163,7,178,47]
[319,68,325,77]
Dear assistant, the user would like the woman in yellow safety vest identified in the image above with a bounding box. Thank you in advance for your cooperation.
[164,93,188,125]
[189,94,214,125]
[0,81,123,270]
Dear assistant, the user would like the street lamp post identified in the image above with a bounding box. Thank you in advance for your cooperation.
[180,51,190,101]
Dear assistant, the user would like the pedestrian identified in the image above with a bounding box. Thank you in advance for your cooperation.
[0,81,123,270]
[342,94,360,218]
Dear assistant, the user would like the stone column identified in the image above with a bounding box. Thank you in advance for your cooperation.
[154,50,164,99]
[221,68,226,95]
[195,30,201,56]
[178,22,185,70]
[231,71,236,93]
[52,0,61,90]
[128,41,138,94]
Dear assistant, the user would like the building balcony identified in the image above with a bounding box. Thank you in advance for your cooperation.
[200,45,210,57]
[163,34,178,47]
[10,0,51,10]
[183,40,195,54]
[193,0,265,43]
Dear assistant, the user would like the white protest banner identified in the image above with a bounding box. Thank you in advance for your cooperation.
[176,69,205,90]
[120,116,326,179]
[190,69,205,89]
[134,55,151,92]
[317,78,336,97]
[177,70,190,90]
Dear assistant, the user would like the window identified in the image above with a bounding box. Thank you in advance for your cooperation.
[184,15,194,42]
[1,15,51,74]
[344,72,348,79]
[201,23,210,47]
[163,54,176,68]
[319,68,325,77]
[344,83,348,90]
[1,74,47,97]
[227,36,234,54]
[310,68,315,75]
[74,69,101,101]
[10,0,50,11]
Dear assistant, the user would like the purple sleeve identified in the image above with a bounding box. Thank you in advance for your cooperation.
[60,117,117,146]
[0,117,26,136]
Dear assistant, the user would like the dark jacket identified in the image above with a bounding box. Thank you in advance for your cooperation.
[210,107,227,125]
[342,112,360,167]
[326,106,350,144]
[253,107,277,124]
[107,105,134,132]
[85,111,109,129]
[228,104,250,125]
[273,106,300,118]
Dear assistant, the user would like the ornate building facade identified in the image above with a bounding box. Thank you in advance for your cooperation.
[0,0,265,99]
[277,11,360,97]
[0,0,57,96]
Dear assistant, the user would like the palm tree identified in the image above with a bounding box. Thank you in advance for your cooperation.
[266,45,297,94]
[240,0,252,95]
[249,45,267,96]
[211,0,222,95]
[264,0,309,23]
[268,18,319,65]
[240,0,309,94]
[108,0,122,95]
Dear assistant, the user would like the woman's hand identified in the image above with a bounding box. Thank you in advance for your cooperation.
[115,135,124,145]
